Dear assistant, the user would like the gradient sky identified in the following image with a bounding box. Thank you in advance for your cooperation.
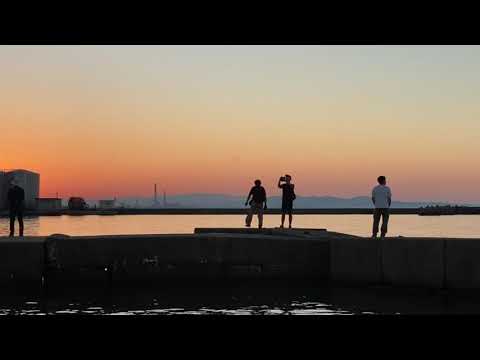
[1,45,480,202]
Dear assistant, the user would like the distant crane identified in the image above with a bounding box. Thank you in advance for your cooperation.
[162,190,181,208]
[152,183,160,207]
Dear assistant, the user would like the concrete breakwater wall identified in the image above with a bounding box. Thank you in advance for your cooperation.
[330,237,480,289]
[1,229,480,291]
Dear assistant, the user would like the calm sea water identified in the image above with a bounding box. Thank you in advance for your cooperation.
[1,214,480,238]
[0,287,353,315]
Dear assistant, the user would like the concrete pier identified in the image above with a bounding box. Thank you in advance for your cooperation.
[445,240,480,289]
[1,229,480,291]
[45,230,331,288]
[0,237,45,290]
[330,238,382,285]
[382,238,444,289]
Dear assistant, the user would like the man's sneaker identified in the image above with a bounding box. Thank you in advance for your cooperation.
[245,223,251,227]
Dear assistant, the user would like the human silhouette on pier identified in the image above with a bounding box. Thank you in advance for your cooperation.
[244,179,267,228]
[371,176,392,238]
[278,175,296,228]
[7,178,25,237]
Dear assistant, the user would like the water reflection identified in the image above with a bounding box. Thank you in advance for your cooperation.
[2,214,480,238]
[0,216,40,236]
[0,287,355,315]
[2,286,480,315]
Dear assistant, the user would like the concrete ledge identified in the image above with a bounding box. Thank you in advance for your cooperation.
[45,234,116,289]
[330,237,382,285]
[46,234,113,268]
[0,237,45,287]
[45,268,111,292]
[195,228,276,235]
[111,235,210,284]
[445,239,480,289]
[194,228,328,238]
[7,231,480,291]
[382,237,444,289]
[45,233,330,285]
[111,234,329,283]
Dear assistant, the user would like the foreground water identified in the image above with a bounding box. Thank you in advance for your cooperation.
[0,287,350,315]
[3,285,480,315]
[1,214,480,238]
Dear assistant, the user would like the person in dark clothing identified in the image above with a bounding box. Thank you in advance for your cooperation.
[7,179,25,237]
[244,179,267,228]
[371,176,392,238]
[278,174,295,228]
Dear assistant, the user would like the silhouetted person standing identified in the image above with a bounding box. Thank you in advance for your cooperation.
[372,176,392,238]
[8,179,25,237]
[278,175,296,228]
[245,179,267,228]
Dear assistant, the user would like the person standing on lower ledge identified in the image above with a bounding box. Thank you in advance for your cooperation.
[244,179,267,228]
[8,178,25,237]
[371,176,392,238]
[278,174,296,228]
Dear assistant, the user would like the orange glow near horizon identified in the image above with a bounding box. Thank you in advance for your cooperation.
[2,45,480,203]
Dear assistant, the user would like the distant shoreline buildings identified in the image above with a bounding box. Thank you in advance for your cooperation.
[0,170,183,211]
[1,170,462,211]
[151,183,181,208]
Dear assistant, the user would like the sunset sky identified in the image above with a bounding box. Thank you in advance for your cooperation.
[1,45,480,202]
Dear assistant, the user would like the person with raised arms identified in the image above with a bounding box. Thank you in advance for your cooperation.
[278,174,296,228]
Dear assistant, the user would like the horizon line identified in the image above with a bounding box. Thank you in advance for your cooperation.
[64,193,472,205]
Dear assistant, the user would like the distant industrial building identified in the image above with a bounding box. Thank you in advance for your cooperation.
[99,199,116,209]
[0,169,40,210]
[68,197,88,210]
[151,184,181,208]
[152,184,160,207]
[0,171,7,210]
[36,198,62,210]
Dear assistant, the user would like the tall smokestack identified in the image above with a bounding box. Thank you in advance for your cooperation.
[154,184,157,204]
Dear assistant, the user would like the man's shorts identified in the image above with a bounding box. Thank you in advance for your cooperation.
[281,200,293,213]
[9,207,24,219]
[250,201,264,213]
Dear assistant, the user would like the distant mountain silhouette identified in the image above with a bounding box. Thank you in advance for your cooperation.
[99,194,457,209]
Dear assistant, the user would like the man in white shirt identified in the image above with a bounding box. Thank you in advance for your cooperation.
[371,176,392,238]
